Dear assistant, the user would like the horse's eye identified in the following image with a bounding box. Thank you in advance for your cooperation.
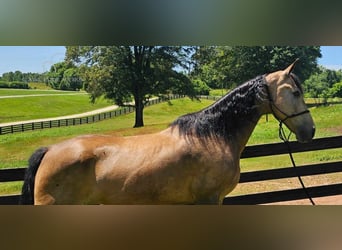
[293,90,301,97]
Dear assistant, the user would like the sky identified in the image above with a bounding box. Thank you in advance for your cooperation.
[0,46,342,76]
[317,46,342,70]
[0,46,66,75]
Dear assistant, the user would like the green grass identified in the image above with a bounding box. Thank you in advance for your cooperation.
[0,99,341,196]
[0,94,111,123]
[209,88,230,96]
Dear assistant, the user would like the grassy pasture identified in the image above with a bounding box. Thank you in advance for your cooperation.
[0,98,341,197]
[0,93,111,123]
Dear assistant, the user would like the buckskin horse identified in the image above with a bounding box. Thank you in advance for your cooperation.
[20,60,315,205]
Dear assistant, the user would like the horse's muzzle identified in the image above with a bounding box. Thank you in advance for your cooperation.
[296,125,315,143]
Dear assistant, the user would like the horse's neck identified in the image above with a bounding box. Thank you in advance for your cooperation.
[221,105,261,155]
[231,113,261,155]
[206,80,265,154]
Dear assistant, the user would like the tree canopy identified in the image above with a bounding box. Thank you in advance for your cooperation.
[45,61,82,91]
[190,46,322,89]
[303,66,342,100]
[0,70,45,83]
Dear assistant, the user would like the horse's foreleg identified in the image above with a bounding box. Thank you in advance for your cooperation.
[34,193,56,205]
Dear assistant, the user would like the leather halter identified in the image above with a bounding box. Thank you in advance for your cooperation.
[261,76,315,205]
[262,75,310,125]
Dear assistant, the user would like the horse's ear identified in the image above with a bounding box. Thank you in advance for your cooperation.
[284,58,299,75]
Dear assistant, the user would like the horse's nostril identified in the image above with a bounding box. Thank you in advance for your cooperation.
[312,126,316,138]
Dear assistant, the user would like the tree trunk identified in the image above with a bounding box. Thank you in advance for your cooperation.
[134,97,144,128]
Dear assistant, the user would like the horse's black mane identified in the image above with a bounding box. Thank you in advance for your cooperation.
[170,75,268,142]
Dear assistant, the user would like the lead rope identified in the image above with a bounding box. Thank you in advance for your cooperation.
[278,121,316,205]
[262,80,315,205]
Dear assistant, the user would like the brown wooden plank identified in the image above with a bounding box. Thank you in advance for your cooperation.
[241,136,342,158]
[239,161,342,183]
[223,183,342,205]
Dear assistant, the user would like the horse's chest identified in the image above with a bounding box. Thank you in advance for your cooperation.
[188,154,240,196]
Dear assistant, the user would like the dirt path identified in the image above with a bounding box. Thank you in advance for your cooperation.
[265,195,342,205]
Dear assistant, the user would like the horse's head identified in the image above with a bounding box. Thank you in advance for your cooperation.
[264,59,315,143]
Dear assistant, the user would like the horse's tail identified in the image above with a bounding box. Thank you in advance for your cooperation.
[19,147,48,205]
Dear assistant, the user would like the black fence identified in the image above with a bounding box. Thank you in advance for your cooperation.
[0,135,341,205]
[223,135,342,204]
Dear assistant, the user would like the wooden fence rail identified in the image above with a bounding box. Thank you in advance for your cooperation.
[0,95,183,135]
[0,135,341,205]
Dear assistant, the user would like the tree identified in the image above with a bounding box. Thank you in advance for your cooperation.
[45,61,82,90]
[191,46,322,87]
[45,62,67,89]
[2,71,15,82]
[303,67,342,101]
[0,71,47,85]
[66,46,195,127]
[190,46,236,89]
[267,46,322,81]
[330,82,342,98]
[325,69,341,87]
[303,72,330,101]
[59,68,82,90]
